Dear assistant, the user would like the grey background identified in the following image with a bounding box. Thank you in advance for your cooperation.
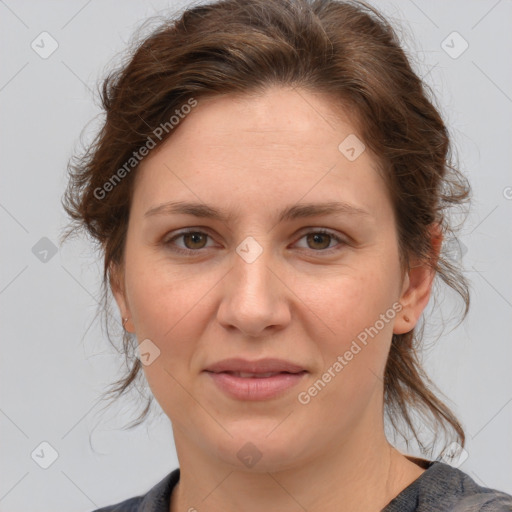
[1,0,511,510]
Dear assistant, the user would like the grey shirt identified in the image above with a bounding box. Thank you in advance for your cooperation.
[91,461,512,512]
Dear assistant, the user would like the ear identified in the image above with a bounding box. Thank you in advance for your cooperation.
[109,261,135,332]
[393,223,443,335]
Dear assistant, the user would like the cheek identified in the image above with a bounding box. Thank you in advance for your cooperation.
[294,279,396,428]
[293,261,399,401]
[124,262,207,419]
[124,241,205,334]
[298,261,399,343]
[123,251,221,387]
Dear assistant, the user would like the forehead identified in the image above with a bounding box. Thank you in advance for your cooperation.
[132,87,390,221]
[162,87,362,150]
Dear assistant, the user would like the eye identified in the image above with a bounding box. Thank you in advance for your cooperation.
[294,229,346,253]
[163,228,346,255]
[163,229,214,254]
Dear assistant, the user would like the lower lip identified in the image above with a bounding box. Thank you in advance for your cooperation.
[205,371,307,400]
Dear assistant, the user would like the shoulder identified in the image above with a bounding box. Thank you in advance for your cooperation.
[384,461,512,511]
[88,468,180,512]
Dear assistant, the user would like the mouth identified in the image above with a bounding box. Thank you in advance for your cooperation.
[203,358,308,400]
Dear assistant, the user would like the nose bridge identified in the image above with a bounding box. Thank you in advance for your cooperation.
[233,234,275,304]
[218,233,289,336]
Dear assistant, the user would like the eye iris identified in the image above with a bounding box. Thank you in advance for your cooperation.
[184,232,207,249]
[307,233,331,250]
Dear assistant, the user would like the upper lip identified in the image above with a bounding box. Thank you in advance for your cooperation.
[204,358,306,374]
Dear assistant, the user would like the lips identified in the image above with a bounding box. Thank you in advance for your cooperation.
[203,358,307,400]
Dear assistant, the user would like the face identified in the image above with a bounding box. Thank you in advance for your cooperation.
[112,86,432,472]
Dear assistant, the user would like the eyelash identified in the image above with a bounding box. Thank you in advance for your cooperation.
[162,228,346,256]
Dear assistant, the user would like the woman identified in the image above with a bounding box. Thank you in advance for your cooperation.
[61,0,512,510]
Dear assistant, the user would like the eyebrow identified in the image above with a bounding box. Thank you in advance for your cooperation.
[144,200,370,224]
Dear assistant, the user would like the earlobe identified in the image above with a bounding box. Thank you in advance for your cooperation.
[393,263,435,334]
[393,308,413,335]
[393,223,442,335]
[394,271,413,334]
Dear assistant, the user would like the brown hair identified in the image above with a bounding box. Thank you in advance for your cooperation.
[61,0,470,456]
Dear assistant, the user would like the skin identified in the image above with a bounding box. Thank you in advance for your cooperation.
[111,86,440,512]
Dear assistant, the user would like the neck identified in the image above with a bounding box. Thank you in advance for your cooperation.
[169,418,425,512]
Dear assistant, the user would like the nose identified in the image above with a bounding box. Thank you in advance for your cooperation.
[216,239,291,338]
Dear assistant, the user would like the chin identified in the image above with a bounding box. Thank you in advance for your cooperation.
[209,424,308,472]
